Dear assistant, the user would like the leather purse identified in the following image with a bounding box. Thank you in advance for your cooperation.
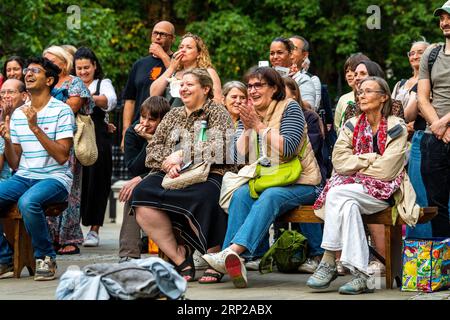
[161,161,212,190]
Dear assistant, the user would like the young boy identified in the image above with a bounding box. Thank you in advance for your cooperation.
[118,96,170,262]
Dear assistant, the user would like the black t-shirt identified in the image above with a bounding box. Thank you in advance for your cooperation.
[123,55,166,123]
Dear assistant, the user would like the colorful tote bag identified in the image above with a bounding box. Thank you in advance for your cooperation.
[401,238,450,292]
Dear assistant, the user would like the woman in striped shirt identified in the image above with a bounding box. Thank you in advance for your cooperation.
[202,67,321,288]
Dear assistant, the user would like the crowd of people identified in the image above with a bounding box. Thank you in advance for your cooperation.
[0,2,449,296]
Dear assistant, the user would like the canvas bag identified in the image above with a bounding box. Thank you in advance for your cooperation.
[401,238,450,292]
[74,114,98,166]
[259,229,307,274]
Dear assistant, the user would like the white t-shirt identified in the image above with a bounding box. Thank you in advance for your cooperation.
[10,97,75,192]
[88,79,117,112]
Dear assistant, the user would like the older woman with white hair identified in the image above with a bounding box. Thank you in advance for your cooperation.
[43,45,94,255]
[307,76,413,295]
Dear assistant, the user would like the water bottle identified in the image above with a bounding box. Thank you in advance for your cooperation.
[198,120,207,142]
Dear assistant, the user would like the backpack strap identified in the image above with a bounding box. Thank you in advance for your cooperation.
[94,79,102,96]
[428,45,442,87]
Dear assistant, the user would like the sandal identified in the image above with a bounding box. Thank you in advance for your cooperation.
[174,245,195,282]
[198,270,224,284]
[57,244,80,255]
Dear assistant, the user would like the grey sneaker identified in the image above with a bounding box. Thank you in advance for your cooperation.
[244,258,261,271]
[306,262,338,289]
[34,256,57,281]
[0,263,13,279]
[298,257,320,274]
[338,274,375,295]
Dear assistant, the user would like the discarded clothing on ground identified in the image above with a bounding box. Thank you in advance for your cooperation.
[56,257,186,300]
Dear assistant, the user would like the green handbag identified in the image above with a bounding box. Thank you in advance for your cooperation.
[248,138,308,199]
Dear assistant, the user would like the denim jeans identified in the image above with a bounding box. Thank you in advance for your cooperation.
[406,131,432,238]
[222,183,316,258]
[420,133,450,237]
[0,175,68,265]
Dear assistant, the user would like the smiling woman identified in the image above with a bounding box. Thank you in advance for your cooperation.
[131,68,234,284]
[74,47,117,248]
[150,33,222,107]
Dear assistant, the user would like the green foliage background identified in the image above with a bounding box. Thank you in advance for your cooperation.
[0,0,445,102]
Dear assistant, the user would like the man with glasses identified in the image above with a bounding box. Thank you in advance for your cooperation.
[0,56,75,281]
[121,20,175,151]
[0,78,28,116]
[289,35,317,111]
[417,1,450,237]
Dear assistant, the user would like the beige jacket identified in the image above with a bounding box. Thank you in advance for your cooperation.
[315,116,420,226]
[261,99,321,186]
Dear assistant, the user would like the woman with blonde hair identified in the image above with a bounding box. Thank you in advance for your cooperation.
[150,32,222,107]
[43,45,94,255]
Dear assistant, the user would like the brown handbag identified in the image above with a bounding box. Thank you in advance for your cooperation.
[161,161,212,190]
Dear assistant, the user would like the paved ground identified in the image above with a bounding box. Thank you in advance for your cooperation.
[0,222,449,300]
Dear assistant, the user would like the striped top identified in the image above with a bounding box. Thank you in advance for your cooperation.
[10,97,75,192]
[233,100,305,162]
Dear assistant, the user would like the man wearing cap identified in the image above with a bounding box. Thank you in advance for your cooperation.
[417,1,450,237]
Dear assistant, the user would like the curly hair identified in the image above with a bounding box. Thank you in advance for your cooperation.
[178,33,213,71]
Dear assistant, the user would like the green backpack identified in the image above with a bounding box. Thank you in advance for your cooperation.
[259,229,308,274]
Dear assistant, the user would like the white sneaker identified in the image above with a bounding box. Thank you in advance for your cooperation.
[225,251,248,288]
[83,231,99,247]
[202,248,234,274]
[367,260,386,276]
[244,258,261,271]
[298,257,320,274]
[193,250,208,270]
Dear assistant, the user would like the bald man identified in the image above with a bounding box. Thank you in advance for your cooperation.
[0,79,28,117]
[121,20,175,151]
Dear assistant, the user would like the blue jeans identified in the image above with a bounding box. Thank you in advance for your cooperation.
[406,131,432,238]
[223,183,316,258]
[0,175,68,265]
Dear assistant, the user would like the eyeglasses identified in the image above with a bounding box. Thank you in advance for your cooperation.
[152,31,173,39]
[357,89,385,96]
[247,82,268,91]
[0,89,19,97]
[407,50,424,57]
[23,67,44,75]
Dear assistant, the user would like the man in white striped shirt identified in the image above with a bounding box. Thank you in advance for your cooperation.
[0,56,75,281]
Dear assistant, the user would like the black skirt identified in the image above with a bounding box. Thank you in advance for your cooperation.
[131,171,227,254]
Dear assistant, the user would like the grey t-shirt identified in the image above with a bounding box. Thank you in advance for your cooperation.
[419,44,450,133]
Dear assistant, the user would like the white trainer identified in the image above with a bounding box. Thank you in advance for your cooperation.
[202,247,234,274]
[83,231,99,247]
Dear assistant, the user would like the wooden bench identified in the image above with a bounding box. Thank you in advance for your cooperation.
[0,203,68,278]
[277,206,438,289]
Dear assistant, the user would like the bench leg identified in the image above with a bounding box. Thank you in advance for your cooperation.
[384,224,402,289]
[13,220,35,278]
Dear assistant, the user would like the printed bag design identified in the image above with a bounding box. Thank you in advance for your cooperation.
[401,238,450,292]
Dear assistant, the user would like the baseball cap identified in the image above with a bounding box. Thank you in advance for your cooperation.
[434,1,450,16]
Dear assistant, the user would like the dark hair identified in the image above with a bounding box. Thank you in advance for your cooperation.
[271,37,294,53]
[344,52,370,73]
[27,56,61,91]
[357,60,385,79]
[283,77,303,107]
[2,56,26,80]
[245,67,286,101]
[360,76,392,118]
[140,96,170,120]
[73,47,104,79]
[289,35,310,52]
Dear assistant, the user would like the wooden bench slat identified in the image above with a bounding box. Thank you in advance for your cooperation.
[278,206,437,225]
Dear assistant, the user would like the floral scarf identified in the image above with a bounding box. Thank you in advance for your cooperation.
[313,113,404,209]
